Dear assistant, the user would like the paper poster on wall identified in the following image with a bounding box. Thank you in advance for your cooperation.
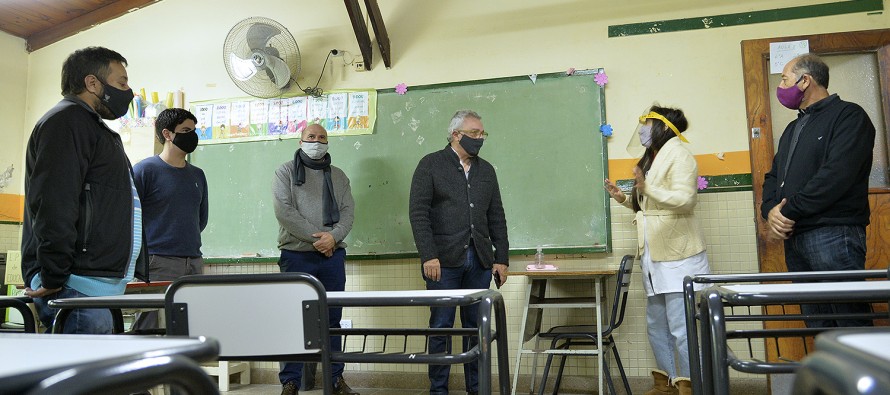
[211,103,231,139]
[194,104,214,140]
[229,101,250,138]
[190,89,376,144]
[249,100,269,136]
[769,40,809,74]
[287,96,308,136]
[326,93,348,133]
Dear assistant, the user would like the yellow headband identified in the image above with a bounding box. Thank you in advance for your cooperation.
[639,112,689,143]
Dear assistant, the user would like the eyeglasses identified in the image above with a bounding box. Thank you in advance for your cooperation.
[455,129,489,139]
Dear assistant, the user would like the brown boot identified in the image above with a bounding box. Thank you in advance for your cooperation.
[644,369,678,395]
[673,377,692,395]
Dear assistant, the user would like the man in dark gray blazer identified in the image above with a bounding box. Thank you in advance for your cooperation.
[409,110,509,395]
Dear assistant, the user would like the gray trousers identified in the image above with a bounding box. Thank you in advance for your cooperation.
[132,255,203,331]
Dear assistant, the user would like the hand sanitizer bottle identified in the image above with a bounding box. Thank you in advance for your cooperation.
[535,247,545,269]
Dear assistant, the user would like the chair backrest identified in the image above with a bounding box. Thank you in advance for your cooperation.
[604,255,634,335]
[165,273,329,360]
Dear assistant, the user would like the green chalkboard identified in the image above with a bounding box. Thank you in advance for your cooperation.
[190,71,610,258]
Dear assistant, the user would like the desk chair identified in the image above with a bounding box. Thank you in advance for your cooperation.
[165,273,333,394]
[0,296,36,333]
[535,254,634,395]
[27,354,219,395]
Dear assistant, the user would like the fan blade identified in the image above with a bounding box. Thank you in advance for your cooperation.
[262,52,292,89]
[228,53,257,81]
[246,22,281,50]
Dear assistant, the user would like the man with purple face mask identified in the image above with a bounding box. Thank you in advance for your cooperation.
[762,53,876,328]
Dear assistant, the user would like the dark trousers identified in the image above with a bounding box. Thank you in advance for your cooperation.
[784,225,874,328]
[278,248,347,386]
[424,247,491,395]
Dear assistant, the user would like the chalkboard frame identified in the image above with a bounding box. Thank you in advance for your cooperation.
[195,70,612,262]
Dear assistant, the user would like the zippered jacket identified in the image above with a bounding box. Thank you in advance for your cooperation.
[21,96,148,289]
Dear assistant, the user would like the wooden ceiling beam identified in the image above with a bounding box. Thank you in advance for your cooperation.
[343,0,372,71]
[26,0,160,52]
[363,0,390,69]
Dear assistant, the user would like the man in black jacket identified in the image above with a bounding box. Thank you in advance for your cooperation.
[409,110,509,395]
[21,47,147,333]
[762,53,876,327]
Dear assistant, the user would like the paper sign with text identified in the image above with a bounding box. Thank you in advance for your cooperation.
[770,40,809,74]
[4,250,23,286]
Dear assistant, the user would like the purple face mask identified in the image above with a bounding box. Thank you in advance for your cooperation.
[776,75,806,109]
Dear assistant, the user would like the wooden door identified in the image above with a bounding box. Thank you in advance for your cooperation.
[742,29,890,364]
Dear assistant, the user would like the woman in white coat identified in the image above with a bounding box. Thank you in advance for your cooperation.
[604,105,710,395]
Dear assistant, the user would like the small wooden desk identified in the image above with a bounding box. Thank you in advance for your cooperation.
[508,259,618,395]
[0,333,218,394]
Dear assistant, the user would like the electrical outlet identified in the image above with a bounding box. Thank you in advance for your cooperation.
[354,61,366,72]
[340,319,352,328]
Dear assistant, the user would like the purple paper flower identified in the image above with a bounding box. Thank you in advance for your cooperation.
[594,71,608,87]
[600,124,613,137]
[395,83,408,95]
[697,176,708,190]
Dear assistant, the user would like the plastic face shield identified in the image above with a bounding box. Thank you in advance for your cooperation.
[626,111,689,156]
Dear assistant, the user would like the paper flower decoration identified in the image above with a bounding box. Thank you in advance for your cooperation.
[594,71,608,87]
[395,83,408,95]
[600,124,613,137]
[697,176,708,191]
[566,67,576,76]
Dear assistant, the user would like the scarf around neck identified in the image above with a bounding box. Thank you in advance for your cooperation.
[293,149,340,227]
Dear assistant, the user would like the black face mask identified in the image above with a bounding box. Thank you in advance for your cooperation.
[97,82,134,120]
[459,135,484,157]
[172,131,199,153]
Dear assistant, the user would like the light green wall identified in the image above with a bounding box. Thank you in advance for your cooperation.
[0,32,27,195]
[20,0,890,163]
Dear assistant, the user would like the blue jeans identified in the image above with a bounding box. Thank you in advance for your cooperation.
[278,248,347,385]
[33,287,113,334]
[425,246,491,395]
[647,292,689,378]
[784,225,873,328]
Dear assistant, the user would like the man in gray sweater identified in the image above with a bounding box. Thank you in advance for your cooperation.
[273,124,358,395]
[409,110,509,395]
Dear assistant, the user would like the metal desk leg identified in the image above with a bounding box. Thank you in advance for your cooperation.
[683,277,703,395]
[493,294,512,395]
[478,296,493,395]
[705,289,730,395]
[595,277,604,395]
[512,280,534,395]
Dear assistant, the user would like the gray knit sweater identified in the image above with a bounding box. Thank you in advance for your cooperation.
[273,159,354,252]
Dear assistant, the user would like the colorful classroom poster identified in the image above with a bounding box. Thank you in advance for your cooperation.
[249,100,269,136]
[347,91,370,130]
[286,96,308,136]
[307,96,328,126]
[326,93,348,133]
[211,103,230,139]
[191,89,376,145]
[267,99,286,135]
[194,104,214,140]
[229,101,250,138]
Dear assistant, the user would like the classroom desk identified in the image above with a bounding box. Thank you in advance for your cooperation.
[49,289,511,395]
[0,333,219,394]
[507,259,618,395]
[699,280,890,395]
[793,328,890,394]
[48,281,172,334]
[683,270,889,395]
[0,295,34,333]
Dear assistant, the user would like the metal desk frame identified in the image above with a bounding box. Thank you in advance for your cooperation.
[683,270,888,395]
[49,288,511,395]
[696,278,890,395]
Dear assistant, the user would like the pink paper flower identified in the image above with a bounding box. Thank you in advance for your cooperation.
[566,67,575,76]
[594,71,608,87]
[395,83,408,95]
[697,176,708,191]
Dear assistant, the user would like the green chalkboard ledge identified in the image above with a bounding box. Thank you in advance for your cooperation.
[615,173,753,194]
[203,245,610,264]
